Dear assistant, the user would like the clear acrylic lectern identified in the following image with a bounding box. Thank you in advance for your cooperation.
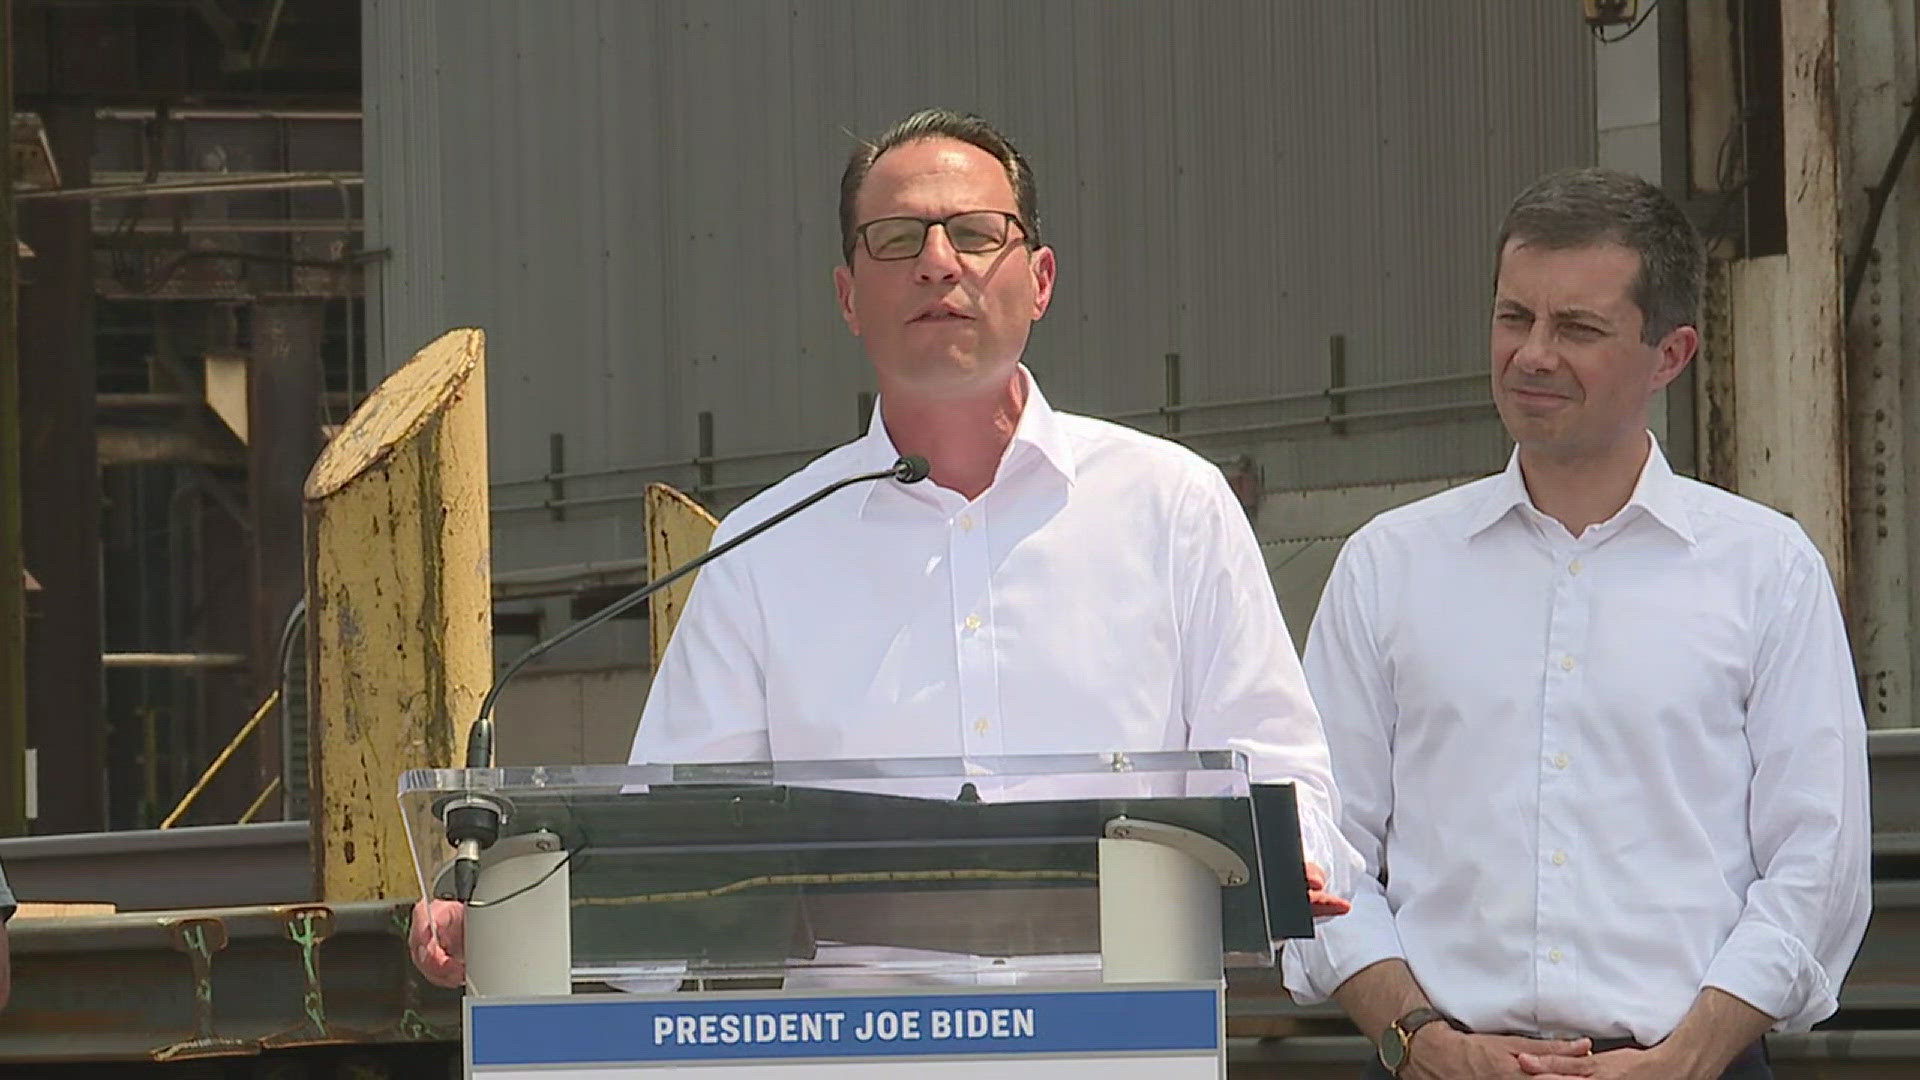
[399,751,1311,998]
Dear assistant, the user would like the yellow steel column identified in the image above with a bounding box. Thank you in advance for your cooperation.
[304,328,493,901]
[643,483,718,672]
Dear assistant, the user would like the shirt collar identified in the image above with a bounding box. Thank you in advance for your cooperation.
[1461,432,1695,545]
[855,365,1076,515]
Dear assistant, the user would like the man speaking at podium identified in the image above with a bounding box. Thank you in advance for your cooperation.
[413,108,1359,985]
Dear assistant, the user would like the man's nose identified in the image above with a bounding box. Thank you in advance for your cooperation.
[1513,325,1559,373]
[913,224,963,284]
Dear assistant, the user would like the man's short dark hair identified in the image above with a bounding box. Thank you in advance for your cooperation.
[838,109,1041,264]
[1497,168,1705,344]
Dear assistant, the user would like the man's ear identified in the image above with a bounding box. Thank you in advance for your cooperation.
[833,263,860,336]
[1028,245,1057,320]
[1651,324,1698,392]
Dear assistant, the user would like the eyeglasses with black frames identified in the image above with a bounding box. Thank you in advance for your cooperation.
[854,210,1029,261]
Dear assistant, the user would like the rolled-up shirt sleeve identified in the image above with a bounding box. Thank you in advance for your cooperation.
[1176,467,1364,903]
[1282,533,1407,1001]
[1698,546,1871,1030]
[0,859,15,923]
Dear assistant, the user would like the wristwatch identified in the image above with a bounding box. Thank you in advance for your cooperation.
[1378,1007,1459,1076]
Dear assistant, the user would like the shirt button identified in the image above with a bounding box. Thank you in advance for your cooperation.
[1552,753,1570,770]
[1568,559,1583,576]
[973,717,990,736]
[1551,850,1568,866]
[1560,655,1576,672]
[1548,948,1564,963]
[957,514,975,533]
[964,614,983,632]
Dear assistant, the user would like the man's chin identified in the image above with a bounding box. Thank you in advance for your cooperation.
[1498,417,1559,453]
[879,353,1017,396]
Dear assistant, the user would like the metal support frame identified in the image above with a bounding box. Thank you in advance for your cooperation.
[1839,0,1916,730]
[0,0,27,837]
[19,101,104,833]
[251,300,324,806]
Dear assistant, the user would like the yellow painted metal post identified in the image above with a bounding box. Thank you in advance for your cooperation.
[643,483,718,671]
[304,328,492,902]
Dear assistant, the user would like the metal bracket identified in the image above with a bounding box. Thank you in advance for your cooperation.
[428,828,561,900]
[1104,817,1251,887]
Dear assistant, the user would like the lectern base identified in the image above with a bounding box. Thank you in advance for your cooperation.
[1098,835,1224,983]
[466,831,571,997]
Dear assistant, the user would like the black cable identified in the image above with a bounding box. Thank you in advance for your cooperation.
[276,597,306,679]
[465,845,583,908]
[1591,1,1659,44]
[1697,103,1750,248]
[463,790,589,909]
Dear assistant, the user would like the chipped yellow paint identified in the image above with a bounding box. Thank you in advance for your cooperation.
[644,483,718,671]
[304,329,492,902]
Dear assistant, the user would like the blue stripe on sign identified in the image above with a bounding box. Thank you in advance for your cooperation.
[470,986,1218,1065]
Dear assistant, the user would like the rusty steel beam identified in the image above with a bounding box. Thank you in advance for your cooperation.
[0,821,311,912]
[97,424,246,468]
[0,900,459,1062]
[102,653,248,670]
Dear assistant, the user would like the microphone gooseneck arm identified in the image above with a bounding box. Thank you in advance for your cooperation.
[444,454,930,901]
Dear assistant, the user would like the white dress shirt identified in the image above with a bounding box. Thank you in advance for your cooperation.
[1283,437,1871,1044]
[631,367,1361,901]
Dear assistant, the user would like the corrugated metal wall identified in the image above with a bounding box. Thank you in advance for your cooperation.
[364,0,1595,658]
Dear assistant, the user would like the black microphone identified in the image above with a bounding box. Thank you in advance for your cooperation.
[441,454,931,901]
[893,454,931,483]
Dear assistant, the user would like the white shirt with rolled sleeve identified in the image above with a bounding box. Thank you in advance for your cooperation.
[1282,436,1871,1043]
[630,367,1362,901]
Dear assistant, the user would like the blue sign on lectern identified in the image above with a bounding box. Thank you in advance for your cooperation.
[467,982,1224,1078]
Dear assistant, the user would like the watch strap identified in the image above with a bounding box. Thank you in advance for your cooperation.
[1383,1008,1456,1076]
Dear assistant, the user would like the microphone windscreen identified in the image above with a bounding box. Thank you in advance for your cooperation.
[894,455,932,483]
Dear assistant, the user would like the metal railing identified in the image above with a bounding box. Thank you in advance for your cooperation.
[490,371,1494,514]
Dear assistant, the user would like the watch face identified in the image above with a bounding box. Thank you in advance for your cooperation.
[1380,1028,1409,1070]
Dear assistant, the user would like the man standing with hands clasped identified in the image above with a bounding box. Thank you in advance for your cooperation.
[1284,168,1871,1079]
